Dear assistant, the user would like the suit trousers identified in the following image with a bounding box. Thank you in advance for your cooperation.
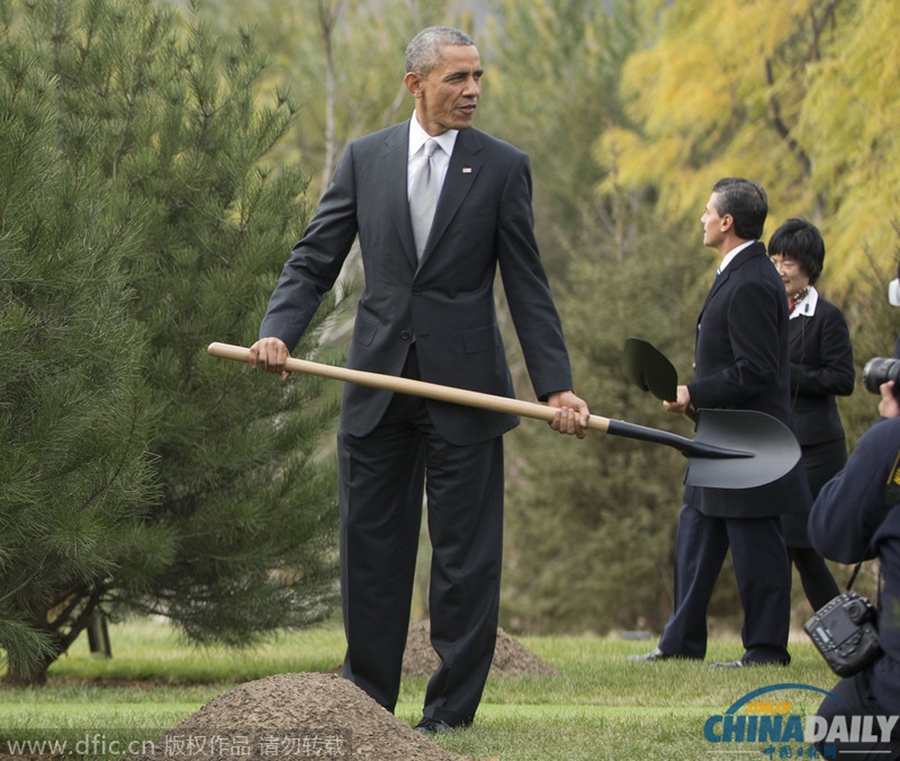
[337,345,504,725]
[658,503,791,663]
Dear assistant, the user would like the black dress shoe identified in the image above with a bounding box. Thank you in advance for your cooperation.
[628,647,673,662]
[414,718,454,735]
[710,658,789,668]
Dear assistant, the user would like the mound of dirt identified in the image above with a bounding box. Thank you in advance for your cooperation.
[135,672,466,760]
[402,620,558,679]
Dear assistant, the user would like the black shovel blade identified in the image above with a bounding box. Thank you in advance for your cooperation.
[623,337,678,402]
[683,409,801,489]
[606,408,800,489]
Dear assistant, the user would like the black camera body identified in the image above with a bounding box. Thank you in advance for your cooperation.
[863,357,900,395]
[803,591,882,677]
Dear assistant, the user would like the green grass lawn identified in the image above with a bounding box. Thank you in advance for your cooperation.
[0,618,842,760]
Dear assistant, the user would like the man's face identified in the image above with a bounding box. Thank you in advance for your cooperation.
[701,193,728,251]
[405,44,482,136]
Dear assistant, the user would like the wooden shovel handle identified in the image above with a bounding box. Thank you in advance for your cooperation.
[208,342,612,433]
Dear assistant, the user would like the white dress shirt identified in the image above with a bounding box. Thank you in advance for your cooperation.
[407,113,457,201]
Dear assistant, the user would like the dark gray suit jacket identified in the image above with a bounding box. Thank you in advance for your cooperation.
[684,242,811,518]
[260,121,574,446]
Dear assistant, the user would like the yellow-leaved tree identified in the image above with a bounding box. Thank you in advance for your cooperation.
[600,0,900,292]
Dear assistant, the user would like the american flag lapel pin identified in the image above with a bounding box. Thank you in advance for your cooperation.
[462,166,472,174]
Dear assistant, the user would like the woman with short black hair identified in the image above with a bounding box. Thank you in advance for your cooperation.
[768,217,855,611]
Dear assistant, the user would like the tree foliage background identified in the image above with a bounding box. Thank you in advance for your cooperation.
[5,0,900,681]
[189,0,900,635]
[495,0,900,633]
[1,0,343,684]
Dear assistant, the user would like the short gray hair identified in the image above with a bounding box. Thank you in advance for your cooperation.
[405,26,474,77]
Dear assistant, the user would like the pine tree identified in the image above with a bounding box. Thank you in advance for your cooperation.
[0,25,158,683]
[0,0,342,684]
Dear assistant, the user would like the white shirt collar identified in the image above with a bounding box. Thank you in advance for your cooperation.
[408,113,458,159]
[717,240,756,275]
[790,285,819,319]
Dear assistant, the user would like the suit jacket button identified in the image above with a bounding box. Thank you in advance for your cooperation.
[400,330,411,341]
[412,288,421,296]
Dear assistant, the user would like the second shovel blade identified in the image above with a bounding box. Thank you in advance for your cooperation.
[623,337,678,402]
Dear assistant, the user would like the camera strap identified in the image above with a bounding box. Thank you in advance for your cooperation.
[845,561,864,592]
[844,556,882,611]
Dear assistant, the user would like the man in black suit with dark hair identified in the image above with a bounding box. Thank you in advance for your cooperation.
[249,26,589,732]
[632,177,810,667]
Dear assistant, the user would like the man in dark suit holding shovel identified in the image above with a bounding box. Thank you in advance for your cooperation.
[632,178,810,667]
[249,26,589,732]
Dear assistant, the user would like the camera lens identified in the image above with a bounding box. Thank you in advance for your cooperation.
[862,357,900,394]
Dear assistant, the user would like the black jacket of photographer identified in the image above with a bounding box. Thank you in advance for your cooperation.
[809,415,900,713]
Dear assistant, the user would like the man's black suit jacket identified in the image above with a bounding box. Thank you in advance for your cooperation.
[684,242,811,518]
[260,121,574,446]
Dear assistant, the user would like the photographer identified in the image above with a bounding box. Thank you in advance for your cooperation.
[809,381,900,759]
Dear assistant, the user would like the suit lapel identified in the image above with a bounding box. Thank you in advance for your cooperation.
[376,123,419,269]
[698,265,730,322]
[697,242,766,325]
[788,313,805,351]
[417,129,484,270]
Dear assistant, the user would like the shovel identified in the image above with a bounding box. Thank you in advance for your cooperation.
[623,337,678,402]
[208,342,800,490]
